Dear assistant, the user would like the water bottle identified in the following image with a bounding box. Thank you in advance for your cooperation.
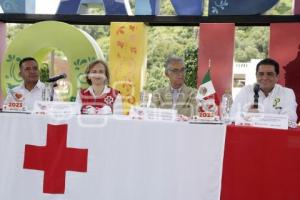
[140,91,147,107]
[220,89,233,124]
[140,91,152,108]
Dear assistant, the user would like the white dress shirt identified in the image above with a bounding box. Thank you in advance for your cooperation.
[230,84,298,122]
[3,80,45,111]
[75,85,123,115]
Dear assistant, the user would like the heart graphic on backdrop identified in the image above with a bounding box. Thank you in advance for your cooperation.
[15,93,23,100]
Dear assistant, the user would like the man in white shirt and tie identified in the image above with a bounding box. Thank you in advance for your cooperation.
[230,58,298,123]
[3,57,45,111]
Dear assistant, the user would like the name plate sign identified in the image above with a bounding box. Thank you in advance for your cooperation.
[32,101,80,116]
[129,106,177,121]
[2,102,29,113]
[235,112,289,130]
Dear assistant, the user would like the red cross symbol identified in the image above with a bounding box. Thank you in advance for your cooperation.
[23,124,88,194]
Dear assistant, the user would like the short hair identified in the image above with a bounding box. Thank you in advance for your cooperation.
[165,55,185,73]
[256,58,279,75]
[85,59,110,85]
[19,57,38,69]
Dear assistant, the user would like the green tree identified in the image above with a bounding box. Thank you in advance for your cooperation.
[235,27,269,62]
[235,0,292,62]
[39,63,49,82]
[5,0,293,92]
[144,26,198,91]
[7,24,30,45]
[143,66,168,91]
[184,46,198,88]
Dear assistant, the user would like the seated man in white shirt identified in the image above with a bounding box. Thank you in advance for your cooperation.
[230,58,298,122]
[4,57,45,111]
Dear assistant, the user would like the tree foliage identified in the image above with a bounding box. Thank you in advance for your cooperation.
[5,0,293,92]
[235,0,292,62]
[184,46,198,88]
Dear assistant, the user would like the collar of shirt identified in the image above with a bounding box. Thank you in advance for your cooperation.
[84,85,110,98]
[170,86,183,94]
[20,80,44,92]
[258,84,279,99]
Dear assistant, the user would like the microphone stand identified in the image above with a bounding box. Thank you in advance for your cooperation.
[253,84,260,109]
[45,73,66,101]
[253,92,259,109]
[50,82,58,101]
[49,83,54,101]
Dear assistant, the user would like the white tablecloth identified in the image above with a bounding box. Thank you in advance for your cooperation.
[0,113,226,200]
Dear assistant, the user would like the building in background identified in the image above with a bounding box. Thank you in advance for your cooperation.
[232,59,260,98]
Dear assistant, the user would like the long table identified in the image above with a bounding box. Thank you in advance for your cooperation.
[1,113,300,200]
[222,125,300,200]
[0,113,226,200]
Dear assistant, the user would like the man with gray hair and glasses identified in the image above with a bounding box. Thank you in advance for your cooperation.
[152,55,198,117]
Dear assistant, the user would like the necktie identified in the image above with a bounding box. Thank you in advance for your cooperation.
[172,89,179,109]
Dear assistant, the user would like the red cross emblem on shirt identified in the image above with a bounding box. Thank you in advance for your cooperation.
[23,124,88,194]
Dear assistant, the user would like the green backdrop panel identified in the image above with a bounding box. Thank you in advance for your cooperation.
[1,21,103,100]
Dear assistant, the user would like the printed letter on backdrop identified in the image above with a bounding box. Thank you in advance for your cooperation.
[198,23,235,102]
[57,0,81,14]
[57,0,131,15]
[269,23,300,119]
[135,0,160,15]
[109,22,147,114]
[102,0,131,15]
[170,0,203,15]
[209,0,279,15]
[0,0,35,13]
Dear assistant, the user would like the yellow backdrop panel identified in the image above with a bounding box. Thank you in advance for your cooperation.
[109,22,147,113]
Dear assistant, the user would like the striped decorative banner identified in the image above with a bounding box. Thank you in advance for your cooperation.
[109,22,147,114]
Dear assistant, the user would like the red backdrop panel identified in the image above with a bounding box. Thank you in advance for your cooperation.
[198,23,234,101]
[221,125,300,200]
[269,23,300,121]
[294,0,300,14]
[0,22,6,108]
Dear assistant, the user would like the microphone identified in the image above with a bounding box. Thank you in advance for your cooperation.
[47,73,67,82]
[253,83,260,109]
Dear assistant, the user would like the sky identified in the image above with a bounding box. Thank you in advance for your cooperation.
[35,0,60,14]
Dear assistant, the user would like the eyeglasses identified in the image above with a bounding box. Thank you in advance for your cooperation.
[167,67,186,74]
[256,72,277,77]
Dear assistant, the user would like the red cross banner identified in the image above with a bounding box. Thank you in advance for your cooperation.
[23,124,88,194]
[0,113,226,200]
